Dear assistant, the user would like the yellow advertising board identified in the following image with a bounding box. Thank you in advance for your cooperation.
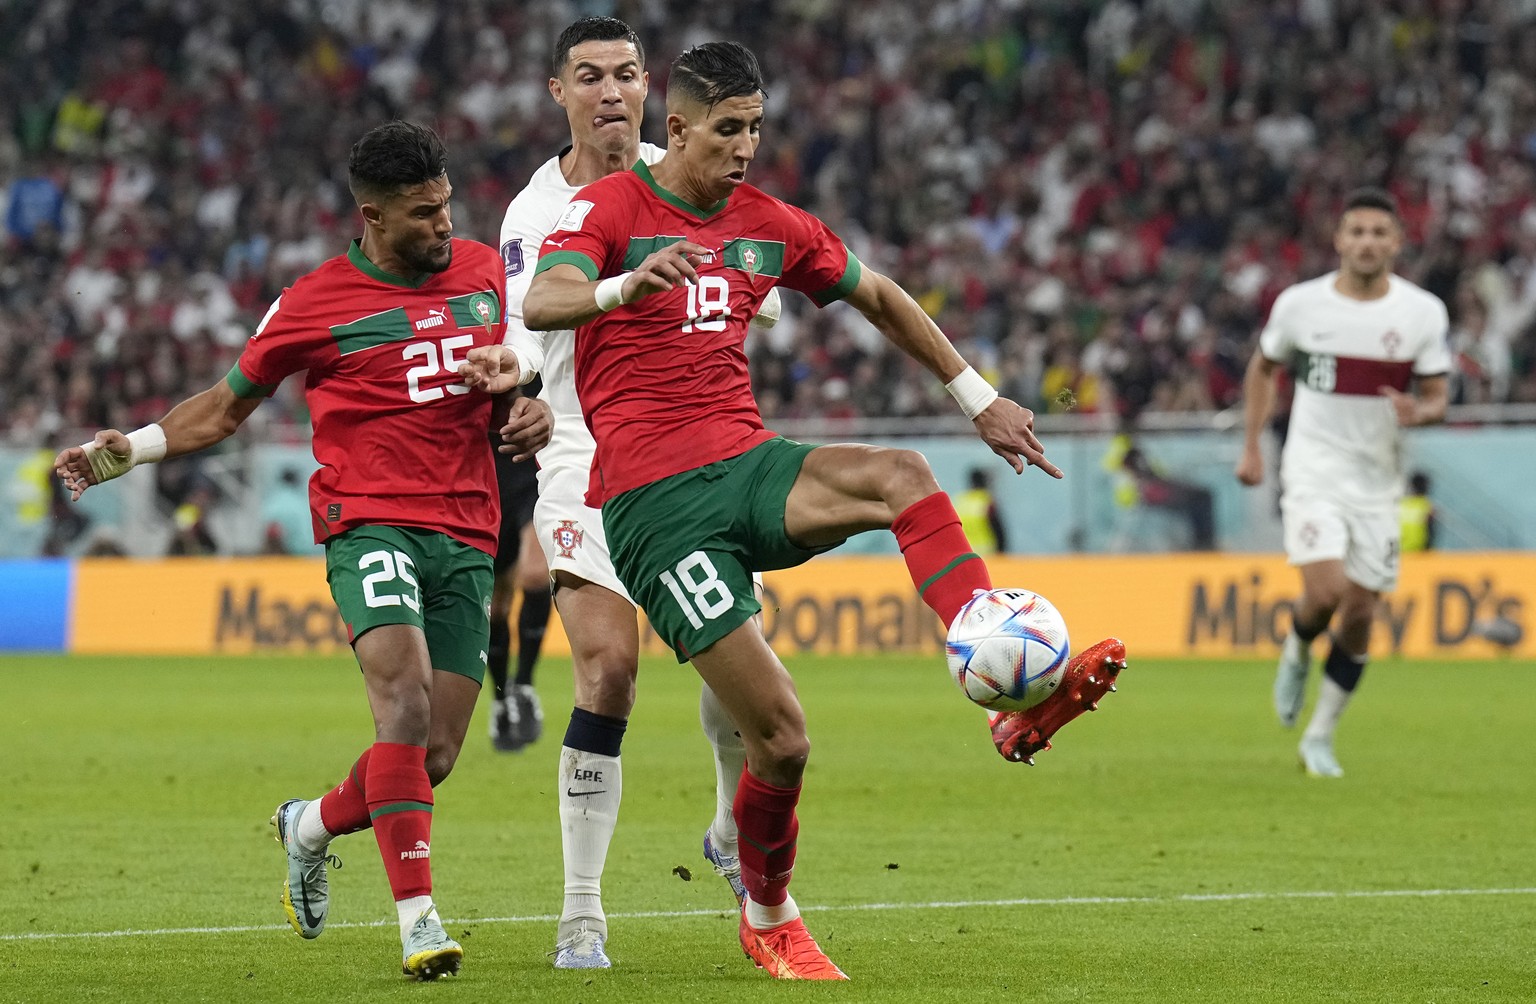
[758,553,1532,659]
[70,553,1532,659]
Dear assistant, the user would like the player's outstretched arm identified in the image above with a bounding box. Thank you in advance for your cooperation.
[843,269,1061,478]
[1235,350,1279,486]
[523,241,710,331]
[54,380,261,501]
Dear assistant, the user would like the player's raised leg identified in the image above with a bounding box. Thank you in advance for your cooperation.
[787,443,1123,762]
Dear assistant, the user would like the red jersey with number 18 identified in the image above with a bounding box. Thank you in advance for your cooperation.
[228,239,506,554]
[534,161,862,506]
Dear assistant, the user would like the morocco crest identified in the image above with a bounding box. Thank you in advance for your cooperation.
[552,519,584,558]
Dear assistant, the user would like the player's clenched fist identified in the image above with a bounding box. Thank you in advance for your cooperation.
[1234,446,1265,486]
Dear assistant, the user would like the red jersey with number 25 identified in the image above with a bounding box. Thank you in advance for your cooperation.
[228,239,506,554]
[534,161,862,505]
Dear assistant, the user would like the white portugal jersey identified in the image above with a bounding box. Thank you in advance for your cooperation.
[497,144,667,475]
[1259,271,1451,508]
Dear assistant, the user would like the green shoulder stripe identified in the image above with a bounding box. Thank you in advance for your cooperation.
[535,251,599,280]
[225,362,276,399]
[813,249,863,306]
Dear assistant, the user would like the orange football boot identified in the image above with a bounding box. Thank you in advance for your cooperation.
[739,913,848,980]
[990,637,1127,764]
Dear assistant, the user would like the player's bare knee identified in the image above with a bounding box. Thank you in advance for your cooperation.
[879,449,939,505]
[754,732,810,779]
[573,652,638,717]
[576,676,636,719]
[1301,587,1345,619]
[1336,603,1375,647]
[424,743,461,786]
[367,681,431,739]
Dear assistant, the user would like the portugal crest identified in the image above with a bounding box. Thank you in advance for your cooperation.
[552,519,585,558]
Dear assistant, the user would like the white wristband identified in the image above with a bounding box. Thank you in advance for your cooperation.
[594,273,632,313]
[81,423,167,484]
[945,366,999,420]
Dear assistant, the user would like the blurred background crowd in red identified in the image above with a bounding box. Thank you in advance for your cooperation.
[4,0,1535,449]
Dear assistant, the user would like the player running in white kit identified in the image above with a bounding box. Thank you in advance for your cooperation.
[1236,187,1451,778]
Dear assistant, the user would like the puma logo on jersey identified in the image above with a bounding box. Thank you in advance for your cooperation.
[414,308,448,331]
[399,840,431,860]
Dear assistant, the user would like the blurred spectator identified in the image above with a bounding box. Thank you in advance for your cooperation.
[6,0,1536,455]
[1105,432,1216,551]
[166,485,218,556]
[954,467,1009,556]
[259,467,315,555]
[1398,470,1436,552]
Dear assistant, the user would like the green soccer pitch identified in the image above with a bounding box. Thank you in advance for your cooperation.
[4,651,1533,1003]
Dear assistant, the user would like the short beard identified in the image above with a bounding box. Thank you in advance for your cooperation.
[401,242,453,275]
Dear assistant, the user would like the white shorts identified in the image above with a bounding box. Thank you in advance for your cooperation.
[534,464,635,605]
[1279,491,1400,592]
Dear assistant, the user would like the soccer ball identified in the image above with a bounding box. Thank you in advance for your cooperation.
[945,588,1071,711]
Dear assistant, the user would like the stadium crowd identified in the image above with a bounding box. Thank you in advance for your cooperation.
[5,0,1536,449]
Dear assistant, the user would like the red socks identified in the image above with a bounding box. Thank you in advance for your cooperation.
[318,748,373,837]
[892,491,992,628]
[733,769,801,907]
[365,742,435,901]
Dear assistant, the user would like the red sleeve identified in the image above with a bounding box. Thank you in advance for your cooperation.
[777,201,862,306]
[226,288,332,397]
[533,178,630,281]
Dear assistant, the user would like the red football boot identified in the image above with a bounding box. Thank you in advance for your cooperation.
[990,637,1127,764]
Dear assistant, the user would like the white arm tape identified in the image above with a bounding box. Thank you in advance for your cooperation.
[594,273,633,313]
[945,366,1000,421]
[81,423,167,484]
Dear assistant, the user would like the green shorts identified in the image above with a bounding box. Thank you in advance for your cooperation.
[325,525,494,683]
[603,437,835,662]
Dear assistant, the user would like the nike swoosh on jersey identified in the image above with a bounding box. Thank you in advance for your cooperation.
[566,788,607,798]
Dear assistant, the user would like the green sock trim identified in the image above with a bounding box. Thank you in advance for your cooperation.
[368,800,434,821]
[740,832,797,856]
[917,553,980,598]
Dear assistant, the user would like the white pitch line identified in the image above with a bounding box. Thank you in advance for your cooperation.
[4,886,1533,943]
